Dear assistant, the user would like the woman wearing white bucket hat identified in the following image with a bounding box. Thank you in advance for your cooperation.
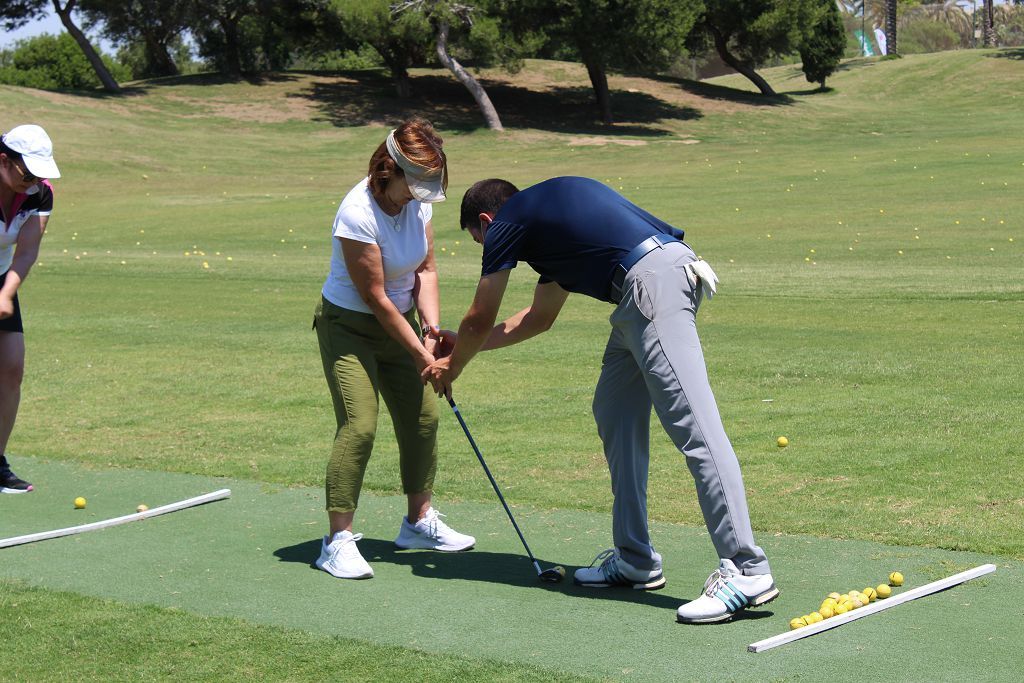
[0,124,60,494]
[311,117,474,579]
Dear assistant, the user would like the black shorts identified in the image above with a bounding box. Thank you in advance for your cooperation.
[0,270,23,334]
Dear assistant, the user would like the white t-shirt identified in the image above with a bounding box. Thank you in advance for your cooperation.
[322,177,431,314]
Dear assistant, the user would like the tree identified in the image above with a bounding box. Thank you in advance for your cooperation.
[885,0,898,54]
[327,0,431,97]
[79,0,190,78]
[0,0,120,91]
[902,1,972,49]
[393,1,506,130]
[190,0,319,75]
[501,0,699,124]
[686,1,820,96]
[799,0,846,88]
[0,31,129,90]
[983,0,995,47]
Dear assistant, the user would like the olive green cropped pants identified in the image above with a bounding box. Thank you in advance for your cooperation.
[314,297,438,513]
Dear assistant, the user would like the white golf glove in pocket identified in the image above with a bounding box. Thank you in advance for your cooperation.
[684,259,719,300]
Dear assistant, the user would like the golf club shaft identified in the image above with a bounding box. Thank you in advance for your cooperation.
[447,397,541,571]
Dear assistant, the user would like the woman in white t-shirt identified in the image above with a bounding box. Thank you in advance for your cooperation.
[1,125,60,494]
[312,118,475,579]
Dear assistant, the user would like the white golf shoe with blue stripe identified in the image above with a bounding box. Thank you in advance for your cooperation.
[573,548,667,590]
[676,558,778,624]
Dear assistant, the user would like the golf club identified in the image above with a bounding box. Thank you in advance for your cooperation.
[447,396,565,583]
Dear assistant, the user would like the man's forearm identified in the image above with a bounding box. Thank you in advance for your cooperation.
[449,311,494,373]
[481,307,546,351]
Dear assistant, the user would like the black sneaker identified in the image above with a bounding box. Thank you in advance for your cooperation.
[0,455,33,494]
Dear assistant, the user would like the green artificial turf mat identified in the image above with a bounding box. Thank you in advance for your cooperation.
[2,459,1019,681]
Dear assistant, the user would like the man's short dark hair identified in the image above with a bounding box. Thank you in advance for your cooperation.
[460,178,519,230]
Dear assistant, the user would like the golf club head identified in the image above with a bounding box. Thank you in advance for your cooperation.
[539,565,566,583]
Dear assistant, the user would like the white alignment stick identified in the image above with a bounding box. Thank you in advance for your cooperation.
[748,563,997,653]
[0,488,231,549]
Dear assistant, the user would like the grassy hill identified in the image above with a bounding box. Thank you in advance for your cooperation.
[1,48,1022,681]
[3,49,1022,555]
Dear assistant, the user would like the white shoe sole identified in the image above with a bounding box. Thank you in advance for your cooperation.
[393,538,475,552]
[676,587,780,624]
[315,558,373,580]
[1,486,33,494]
[574,574,667,591]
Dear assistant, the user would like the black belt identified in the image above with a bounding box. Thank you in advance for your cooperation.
[609,234,678,304]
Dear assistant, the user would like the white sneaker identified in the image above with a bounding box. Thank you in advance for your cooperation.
[394,507,475,552]
[676,558,778,624]
[573,548,667,590]
[315,531,374,579]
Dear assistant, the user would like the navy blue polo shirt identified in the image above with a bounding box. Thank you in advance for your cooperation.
[480,176,685,302]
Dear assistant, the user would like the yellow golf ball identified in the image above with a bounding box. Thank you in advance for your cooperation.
[863,587,877,602]
[790,617,808,630]
[828,592,842,601]
[777,436,789,448]
[889,571,904,587]
[819,605,835,619]
[876,584,892,598]
[136,504,149,513]
[73,497,86,509]
[808,611,823,624]
[833,603,849,615]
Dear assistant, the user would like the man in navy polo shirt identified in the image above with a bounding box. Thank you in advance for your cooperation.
[423,176,778,624]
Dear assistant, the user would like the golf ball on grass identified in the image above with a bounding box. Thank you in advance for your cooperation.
[889,571,904,586]
[73,497,86,509]
[136,504,149,513]
[876,584,892,598]
[776,436,789,448]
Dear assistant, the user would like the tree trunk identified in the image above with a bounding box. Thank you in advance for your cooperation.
[434,19,503,131]
[143,34,179,77]
[218,14,243,75]
[52,0,120,92]
[885,0,898,55]
[709,25,776,96]
[583,59,613,125]
[983,0,996,48]
[392,69,413,99]
[376,47,414,98]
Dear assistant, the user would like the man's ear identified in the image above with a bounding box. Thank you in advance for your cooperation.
[478,212,493,231]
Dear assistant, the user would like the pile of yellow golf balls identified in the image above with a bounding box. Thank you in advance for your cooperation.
[789,572,905,629]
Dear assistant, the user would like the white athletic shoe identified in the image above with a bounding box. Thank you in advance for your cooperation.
[676,558,779,624]
[573,548,667,590]
[394,507,475,552]
[315,530,374,579]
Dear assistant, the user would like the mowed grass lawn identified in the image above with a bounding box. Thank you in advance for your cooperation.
[1,49,1021,679]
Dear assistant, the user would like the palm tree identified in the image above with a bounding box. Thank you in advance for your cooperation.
[903,1,973,48]
[886,0,899,54]
[983,0,996,47]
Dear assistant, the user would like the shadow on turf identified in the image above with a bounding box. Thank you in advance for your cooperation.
[273,537,773,620]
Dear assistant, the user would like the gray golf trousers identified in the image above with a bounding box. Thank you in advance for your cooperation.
[592,240,771,576]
